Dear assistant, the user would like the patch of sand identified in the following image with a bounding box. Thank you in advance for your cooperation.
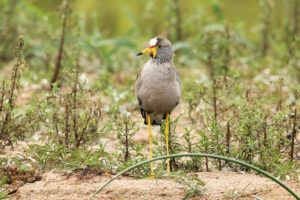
[12,170,300,200]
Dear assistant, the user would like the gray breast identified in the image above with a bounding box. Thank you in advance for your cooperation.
[136,61,181,114]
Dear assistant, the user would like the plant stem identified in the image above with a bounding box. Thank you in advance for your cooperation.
[293,0,299,35]
[226,121,230,153]
[50,0,70,89]
[290,108,297,161]
[173,0,182,41]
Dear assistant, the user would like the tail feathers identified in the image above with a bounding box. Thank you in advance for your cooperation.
[140,108,164,125]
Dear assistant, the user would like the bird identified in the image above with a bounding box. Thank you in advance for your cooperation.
[135,37,181,177]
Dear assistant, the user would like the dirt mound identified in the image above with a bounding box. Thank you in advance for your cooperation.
[4,166,42,184]
[2,165,42,195]
[64,166,114,180]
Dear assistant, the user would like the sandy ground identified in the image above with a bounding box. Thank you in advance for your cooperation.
[7,170,298,200]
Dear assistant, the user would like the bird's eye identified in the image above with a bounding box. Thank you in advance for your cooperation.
[158,45,161,48]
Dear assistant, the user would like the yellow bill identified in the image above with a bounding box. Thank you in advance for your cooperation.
[136,46,158,58]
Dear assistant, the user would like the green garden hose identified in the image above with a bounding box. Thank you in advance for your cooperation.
[89,153,300,200]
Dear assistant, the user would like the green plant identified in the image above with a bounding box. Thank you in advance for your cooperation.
[260,0,274,57]
[171,172,205,200]
[224,184,251,199]
[0,0,18,62]
[115,113,139,161]
[112,112,149,175]
[50,0,71,88]
[11,141,113,171]
[181,128,202,172]
[0,37,39,150]
[0,176,8,200]
[45,70,101,149]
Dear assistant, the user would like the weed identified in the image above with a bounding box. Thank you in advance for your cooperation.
[50,0,71,88]
[171,172,205,200]
[181,128,202,172]
[224,183,252,199]
[260,0,274,57]
[0,0,18,62]
[0,176,8,200]
[45,73,101,149]
[115,113,139,161]
[112,112,149,175]
[0,37,40,150]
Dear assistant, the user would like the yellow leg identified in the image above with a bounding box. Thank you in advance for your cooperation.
[147,114,155,178]
[165,113,170,175]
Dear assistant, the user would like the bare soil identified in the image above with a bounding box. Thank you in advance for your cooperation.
[8,170,299,200]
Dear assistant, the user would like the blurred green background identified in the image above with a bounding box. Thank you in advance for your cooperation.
[29,0,284,40]
[0,0,297,83]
